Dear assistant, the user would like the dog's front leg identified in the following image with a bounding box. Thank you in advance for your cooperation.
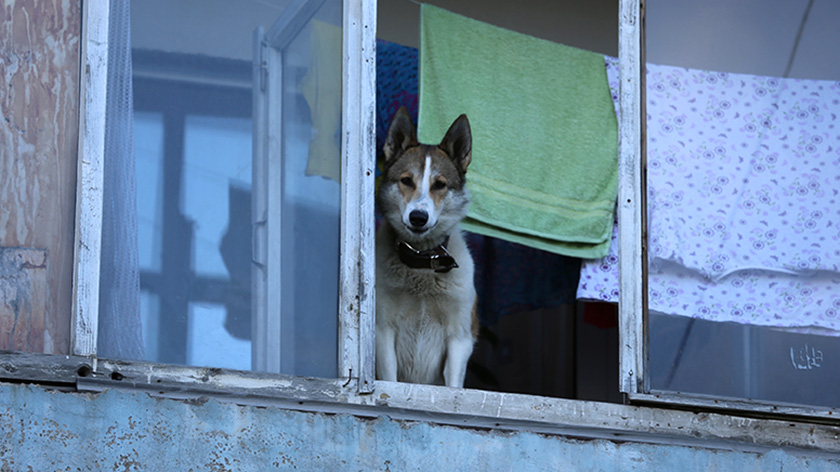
[443,336,473,388]
[376,325,398,382]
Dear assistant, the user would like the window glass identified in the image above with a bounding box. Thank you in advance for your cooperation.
[187,303,251,370]
[645,0,840,409]
[98,0,342,376]
[183,115,252,279]
[269,1,342,377]
[135,111,165,273]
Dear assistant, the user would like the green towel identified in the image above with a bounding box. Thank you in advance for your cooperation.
[418,5,618,259]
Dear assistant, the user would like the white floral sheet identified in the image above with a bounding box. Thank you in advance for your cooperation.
[577,57,840,333]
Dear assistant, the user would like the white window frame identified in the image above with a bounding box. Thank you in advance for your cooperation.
[10,0,831,457]
[72,0,110,357]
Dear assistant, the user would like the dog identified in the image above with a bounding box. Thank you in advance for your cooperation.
[375,107,478,388]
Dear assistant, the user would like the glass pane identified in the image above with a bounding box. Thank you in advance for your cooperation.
[273,1,342,377]
[135,111,164,273]
[183,115,252,279]
[187,303,251,370]
[139,291,160,359]
[96,0,341,375]
[645,0,840,409]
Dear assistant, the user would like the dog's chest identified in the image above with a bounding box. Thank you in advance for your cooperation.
[391,298,448,383]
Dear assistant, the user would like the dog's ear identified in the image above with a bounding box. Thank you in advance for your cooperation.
[439,114,472,173]
[384,107,417,162]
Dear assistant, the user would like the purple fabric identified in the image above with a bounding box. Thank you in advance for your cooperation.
[376,39,419,162]
[578,57,840,333]
[646,65,840,280]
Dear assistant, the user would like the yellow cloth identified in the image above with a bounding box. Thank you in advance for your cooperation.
[301,20,342,182]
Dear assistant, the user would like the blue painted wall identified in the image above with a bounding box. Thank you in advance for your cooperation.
[0,383,838,471]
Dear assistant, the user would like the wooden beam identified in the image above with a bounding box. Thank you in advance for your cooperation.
[1,352,838,456]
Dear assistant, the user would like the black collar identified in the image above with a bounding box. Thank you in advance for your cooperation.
[395,237,459,273]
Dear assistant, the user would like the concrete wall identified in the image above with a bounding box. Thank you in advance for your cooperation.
[1,383,838,471]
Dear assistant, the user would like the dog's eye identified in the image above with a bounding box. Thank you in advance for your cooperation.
[432,180,447,191]
[400,177,415,187]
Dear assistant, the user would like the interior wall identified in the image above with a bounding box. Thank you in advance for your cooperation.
[0,0,81,354]
[646,0,840,80]
[130,0,839,91]
[377,0,618,55]
[378,0,838,80]
[131,0,618,60]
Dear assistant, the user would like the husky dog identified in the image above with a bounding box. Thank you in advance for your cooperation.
[375,107,478,388]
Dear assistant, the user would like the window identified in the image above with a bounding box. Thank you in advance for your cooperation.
[616,0,840,418]
[87,0,351,378]
[373,1,622,400]
[3,0,838,457]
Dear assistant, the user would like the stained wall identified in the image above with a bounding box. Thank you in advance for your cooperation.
[1,383,839,471]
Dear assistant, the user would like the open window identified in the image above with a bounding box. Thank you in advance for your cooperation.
[374,0,624,402]
[598,0,840,418]
[251,0,343,376]
[122,0,625,401]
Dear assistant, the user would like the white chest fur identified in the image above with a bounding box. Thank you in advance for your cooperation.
[375,225,476,386]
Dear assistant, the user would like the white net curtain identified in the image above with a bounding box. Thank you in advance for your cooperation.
[99,0,144,359]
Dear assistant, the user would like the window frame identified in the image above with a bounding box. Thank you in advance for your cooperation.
[616,0,648,400]
[72,0,110,357]
[4,0,829,457]
[337,0,377,393]
[71,0,377,388]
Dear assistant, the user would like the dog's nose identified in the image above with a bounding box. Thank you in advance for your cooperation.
[409,210,428,228]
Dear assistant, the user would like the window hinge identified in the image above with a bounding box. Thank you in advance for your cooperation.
[259,41,268,92]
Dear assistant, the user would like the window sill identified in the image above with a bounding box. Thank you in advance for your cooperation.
[1,351,837,457]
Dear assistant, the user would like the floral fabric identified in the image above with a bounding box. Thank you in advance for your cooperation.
[647,64,840,280]
[577,57,840,333]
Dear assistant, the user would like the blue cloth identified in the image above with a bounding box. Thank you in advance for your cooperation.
[376,39,419,163]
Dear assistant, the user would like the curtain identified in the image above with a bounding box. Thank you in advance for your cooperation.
[98,0,144,359]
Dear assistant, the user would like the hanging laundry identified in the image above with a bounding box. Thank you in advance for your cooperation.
[578,57,840,333]
[301,20,342,182]
[418,4,618,259]
[644,64,840,280]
